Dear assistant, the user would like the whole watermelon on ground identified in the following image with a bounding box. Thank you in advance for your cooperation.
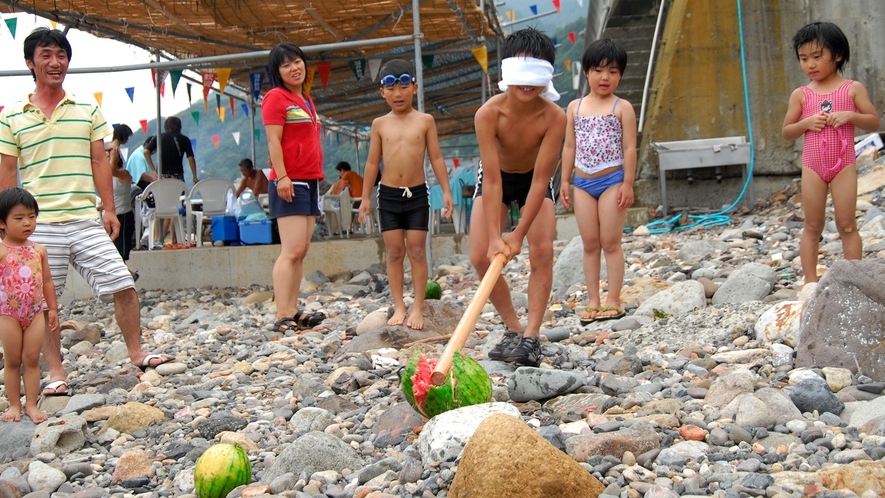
[401,350,493,418]
[425,279,442,300]
[194,443,252,498]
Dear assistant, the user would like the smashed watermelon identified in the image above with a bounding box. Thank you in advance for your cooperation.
[401,350,492,418]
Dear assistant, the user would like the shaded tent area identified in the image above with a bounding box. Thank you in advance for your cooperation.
[0,0,505,138]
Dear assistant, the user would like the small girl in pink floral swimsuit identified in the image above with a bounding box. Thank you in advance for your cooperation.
[782,22,880,286]
[0,188,58,424]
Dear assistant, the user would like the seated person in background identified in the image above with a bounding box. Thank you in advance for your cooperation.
[235,158,269,198]
[331,161,364,207]
[126,138,157,192]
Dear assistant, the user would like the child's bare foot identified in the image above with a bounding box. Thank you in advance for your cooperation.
[406,309,424,330]
[24,406,47,424]
[2,406,22,422]
[388,306,408,326]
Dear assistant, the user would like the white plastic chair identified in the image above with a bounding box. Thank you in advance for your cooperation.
[351,184,379,234]
[185,178,236,247]
[138,179,187,250]
[321,186,352,238]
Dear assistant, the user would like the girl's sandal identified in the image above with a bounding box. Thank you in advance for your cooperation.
[273,317,300,333]
[293,310,326,328]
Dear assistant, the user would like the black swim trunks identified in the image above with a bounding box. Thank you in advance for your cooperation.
[474,161,555,208]
[377,183,430,232]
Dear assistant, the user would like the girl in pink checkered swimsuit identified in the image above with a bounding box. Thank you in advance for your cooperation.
[0,188,58,424]
[782,22,880,285]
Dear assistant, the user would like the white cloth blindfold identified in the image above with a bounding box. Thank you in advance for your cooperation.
[497,57,560,102]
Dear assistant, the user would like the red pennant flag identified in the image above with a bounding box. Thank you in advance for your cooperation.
[230,97,235,116]
[139,119,148,134]
[0,106,5,114]
[160,82,166,98]
[568,31,576,44]
[211,135,219,148]
[201,71,217,112]
[552,0,561,13]
[316,62,332,91]
[453,158,460,168]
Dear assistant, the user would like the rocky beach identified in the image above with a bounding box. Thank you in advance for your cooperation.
[2,161,885,498]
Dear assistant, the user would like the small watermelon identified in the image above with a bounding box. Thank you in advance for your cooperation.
[401,350,492,418]
[194,443,252,498]
[425,279,442,300]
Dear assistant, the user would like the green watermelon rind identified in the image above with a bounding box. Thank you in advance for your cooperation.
[401,350,492,419]
[194,443,252,498]
[451,351,493,408]
[400,351,428,418]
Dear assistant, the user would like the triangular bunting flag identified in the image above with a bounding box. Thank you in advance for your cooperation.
[241,103,249,116]
[254,129,261,141]
[510,10,516,21]
[170,70,182,96]
[350,59,366,81]
[505,10,512,21]
[139,119,148,134]
[125,87,135,103]
[215,93,221,110]
[368,58,382,81]
[530,5,538,15]
[191,111,200,126]
[186,83,193,104]
[218,107,225,123]
[150,68,167,89]
[471,46,488,74]
[120,147,129,163]
[316,62,332,91]
[4,17,17,38]
[230,97,235,116]
[575,0,583,6]
[190,139,197,152]
[201,71,217,111]
[422,55,434,69]
[572,61,582,90]
[568,32,576,44]
[232,131,240,145]
[453,158,460,168]
[552,0,561,13]
[565,60,571,71]
[250,72,265,100]
[265,65,274,88]
[50,20,56,29]
[0,106,4,114]
[216,67,231,94]
[553,37,560,47]
[160,82,165,98]
[305,67,316,95]
[211,135,219,149]
[93,92,103,108]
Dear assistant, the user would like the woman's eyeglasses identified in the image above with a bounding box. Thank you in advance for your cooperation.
[380,74,416,87]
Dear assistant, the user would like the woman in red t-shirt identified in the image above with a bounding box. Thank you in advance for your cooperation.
[262,42,326,333]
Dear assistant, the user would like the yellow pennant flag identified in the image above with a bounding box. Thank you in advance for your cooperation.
[93,92,103,108]
[50,20,57,29]
[216,68,232,94]
[305,67,316,95]
[471,46,488,74]
[564,60,571,71]
[218,107,225,123]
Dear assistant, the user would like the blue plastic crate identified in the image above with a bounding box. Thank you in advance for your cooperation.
[239,220,272,245]
[211,216,238,242]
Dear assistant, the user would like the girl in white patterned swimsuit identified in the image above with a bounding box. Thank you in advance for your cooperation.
[560,38,637,323]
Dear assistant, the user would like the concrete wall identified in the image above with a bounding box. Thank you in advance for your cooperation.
[635,0,885,209]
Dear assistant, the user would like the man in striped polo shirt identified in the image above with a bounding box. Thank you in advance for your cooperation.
[0,28,169,396]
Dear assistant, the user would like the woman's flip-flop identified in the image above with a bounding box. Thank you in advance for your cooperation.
[42,380,71,396]
[580,306,626,325]
[137,354,172,372]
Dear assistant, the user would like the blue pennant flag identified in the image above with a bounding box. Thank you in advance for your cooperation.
[241,103,249,116]
[250,72,265,100]
[125,87,135,103]
[530,5,538,15]
[215,93,221,109]
[265,65,275,88]
[190,138,197,152]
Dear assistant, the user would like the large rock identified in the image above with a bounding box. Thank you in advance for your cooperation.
[31,415,87,456]
[417,403,520,467]
[261,432,361,484]
[448,414,605,498]
[552,236,609,293]
[99,402,165,435]
[288,407,334,434]
[0,420,36,456]
[817,461,885,496]
[754,301,802,347]
[842,396,885,429]
[720,394,776,428]
[678,240,728,261]
[634,280,706,317]
[789,377,844,415]
[655,441,709,469]
[754,387,803,424]
[796,260,885,382]
[564,422,659,461]
[507,367,584,402]
[111,450,151,484]
[711,263,776,305]
[26,461,67,493]
[369,402,425,448]
[338,300,464,353]
[704,369,756,408]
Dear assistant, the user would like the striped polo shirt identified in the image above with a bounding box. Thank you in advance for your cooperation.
[0,91,111,223]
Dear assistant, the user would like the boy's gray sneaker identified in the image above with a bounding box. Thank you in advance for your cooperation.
[504,336,541,367]
[487,331,522,360]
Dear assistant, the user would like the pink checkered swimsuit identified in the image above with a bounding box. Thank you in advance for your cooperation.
[801,80,856,183]
[0,241,45,329]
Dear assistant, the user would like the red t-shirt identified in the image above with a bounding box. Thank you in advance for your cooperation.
[262,87,324,181]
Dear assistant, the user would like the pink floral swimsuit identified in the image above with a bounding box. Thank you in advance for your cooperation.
[574,97,624,175]
[0,241,45,329]
[801,80,856,183]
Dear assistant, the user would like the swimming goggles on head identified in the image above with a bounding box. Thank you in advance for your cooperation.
[380,74,416,87]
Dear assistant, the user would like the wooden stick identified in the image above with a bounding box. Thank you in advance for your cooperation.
[431,252,507,386]
[403,334,454,348]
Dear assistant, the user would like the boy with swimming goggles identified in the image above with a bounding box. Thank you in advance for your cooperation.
[358,59,454,330]
[473,28,567,367]
[560,38,636,324]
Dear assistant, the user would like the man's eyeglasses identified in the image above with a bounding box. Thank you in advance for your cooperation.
[380,74,416,87]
